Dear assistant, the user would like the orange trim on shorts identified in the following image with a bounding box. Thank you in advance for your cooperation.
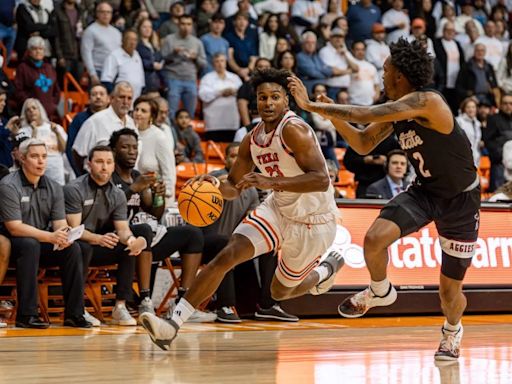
[243,218,272,252]
[278,255,321,281]
[252,210,280,248]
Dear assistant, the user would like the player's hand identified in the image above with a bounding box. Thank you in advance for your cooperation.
[236,172,274,190]
[288,76,312,111]
[151,180,166,196]
[131,173,157,193]
[316,94,335,104]
[97,233,119,249]
[184,174,220,188]
[125,236,147,256]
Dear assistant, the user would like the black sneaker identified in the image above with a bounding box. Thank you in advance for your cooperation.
[254,304,299,322]
[63,315,93,328]
[215,307,241,323]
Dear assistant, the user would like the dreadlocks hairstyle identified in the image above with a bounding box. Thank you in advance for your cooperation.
[389,38,433,90]
[251,68,292,93]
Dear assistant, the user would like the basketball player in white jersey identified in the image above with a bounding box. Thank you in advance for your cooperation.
[140,68,345,350]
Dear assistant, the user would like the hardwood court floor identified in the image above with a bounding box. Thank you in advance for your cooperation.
[0,315,511,384]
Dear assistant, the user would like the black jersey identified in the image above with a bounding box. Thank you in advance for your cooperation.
[112,170,142,222]
[392,91,477,199]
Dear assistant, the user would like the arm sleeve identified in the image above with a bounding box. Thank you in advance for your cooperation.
[0,184,21,222]
[64,184,83,214]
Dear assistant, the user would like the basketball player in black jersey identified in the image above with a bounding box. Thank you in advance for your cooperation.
[289,38,481,361]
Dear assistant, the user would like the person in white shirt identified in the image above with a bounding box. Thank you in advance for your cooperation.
[319,27,359,99]
[80,2,122,86]
[497,43,512,94]
[199,53,243,142]
[73,82,136,171]
[407,18,435,58]
[101,29,145,101]
[291,0,324,34]
[455,19,481,61]
[132,96,176,203]
[221,0,258,19]
[456,97,483,167]
[454,0,484,35]
[382,0,410,44]
[259,14,280,60]
[366,23,391,87]
[153,97,176,149]
[347,41,380,106]
[474,20,504,71]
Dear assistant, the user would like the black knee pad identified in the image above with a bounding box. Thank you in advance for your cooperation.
[441,252,472,281]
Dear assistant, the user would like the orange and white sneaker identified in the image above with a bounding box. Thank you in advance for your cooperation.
[338,285,397,318]
[435,326,463,361]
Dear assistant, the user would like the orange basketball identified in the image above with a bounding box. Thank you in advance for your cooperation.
[178,181,224,227]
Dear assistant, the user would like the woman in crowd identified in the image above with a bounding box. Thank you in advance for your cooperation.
[132,96,176,203]
[259,14,281,60]
[497,43,512,95]
[276,50,297,74]
[19,98,67,184]
[456,97,483,168]
[137,18,163,97]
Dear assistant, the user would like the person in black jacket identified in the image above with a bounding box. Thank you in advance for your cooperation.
[433,21,465,113]
[455,43,499,108]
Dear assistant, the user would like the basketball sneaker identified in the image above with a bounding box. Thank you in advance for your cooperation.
[254,304,299,322]
[140,312,179,351]
[434,326,463,361]
[112,303,137,326]
[309,251,345,295]
[138,297,156,316]
[84,310,101,327]
[338,284,397,318]
[216,307,242,323]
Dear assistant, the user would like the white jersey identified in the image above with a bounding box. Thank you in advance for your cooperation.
[249,110,338,224]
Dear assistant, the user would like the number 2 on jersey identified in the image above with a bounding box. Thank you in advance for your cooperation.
[412,151,432,178]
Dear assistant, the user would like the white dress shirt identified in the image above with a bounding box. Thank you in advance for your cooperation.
[101,48,145,100]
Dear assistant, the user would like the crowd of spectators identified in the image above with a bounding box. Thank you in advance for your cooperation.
[1,0,512,327]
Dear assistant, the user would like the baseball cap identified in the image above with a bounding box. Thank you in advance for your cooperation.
[10,130,31,148]
[372,23,385,33]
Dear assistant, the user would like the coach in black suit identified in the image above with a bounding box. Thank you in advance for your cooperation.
[366,149,410,200]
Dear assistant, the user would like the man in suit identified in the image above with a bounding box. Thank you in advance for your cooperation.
[366,149,409,199]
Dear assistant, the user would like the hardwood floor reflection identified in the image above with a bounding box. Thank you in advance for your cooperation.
[0,315,511,383]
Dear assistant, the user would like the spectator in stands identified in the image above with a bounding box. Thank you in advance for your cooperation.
[14,36,60,120]
[0,139,90,329]
[199,53,242,143]
[259,13,281,61]
[456,97,483,168]
[278,12,300,50]
[224,0,258,32]
[291,0,324,35]
[315,21,332,51]
[273,37,291,66]
[455,0,484,36]
[0,88,19,167]
[457,20,481,62]
[204,142,298,322]
[225,12,259,82]
[326,159,344,199]
[296,31,336,93]
[475,20,504,71]
[407,18,435,58]
[110,129,216,323]
[65,145,153,326]
[276,50,297,74]
[9,131,31,172]
[66,85,109,176]
[411,0,436,39]
[197,0,218,37]
[366,24,390,86]
[73,82,136,172]
[255,0,289,16]
[0,0,17,59]
[158,1,185,40]
[101,29,145,100]
[497,43,512,95]
[456,43,499,108]
[200,13,230,75]
[488,180,512,202]
[81,2,122,86]
[237,57,272,126]
[321,0,343,28]
[366,149,409,199]
[133,96,176,203]
[344,135,399,198]
[174,109,204,163]
[346,0,381,43]
[472,0,489,26]
[153,96,176,147]
[14,0,55,59]
[54,0,85,87]
[161,14,206,121]
[308,84,338,167]
[483,93,512,191]
[136,18,163,97]
[319,27,359,100]
[347,41,380,106]
[382,0,410,44]
[18,98,67,185]
[433,21,464,113]
[435,2,456,39]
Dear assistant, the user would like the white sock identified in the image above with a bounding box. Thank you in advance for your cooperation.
[443,320,461,333]
[370,278,391,297]
[171,298,195,327]
[314,265,331,283]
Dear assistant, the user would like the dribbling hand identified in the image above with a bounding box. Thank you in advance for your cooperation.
[184,174,220,189]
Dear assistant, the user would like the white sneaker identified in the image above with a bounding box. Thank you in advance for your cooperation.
[138,297,156,316]
[140,312,179,351]
[435,326,463,361]
[187,309,217,323]
[338,285,397,318]
[112,304,137,326]
[84,310,101,327]
[310,251,345,295]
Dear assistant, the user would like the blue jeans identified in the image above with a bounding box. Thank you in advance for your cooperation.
[0,23,16,58]
[166,78,197,121]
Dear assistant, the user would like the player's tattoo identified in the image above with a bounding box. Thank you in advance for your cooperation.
[362,124,393,147]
